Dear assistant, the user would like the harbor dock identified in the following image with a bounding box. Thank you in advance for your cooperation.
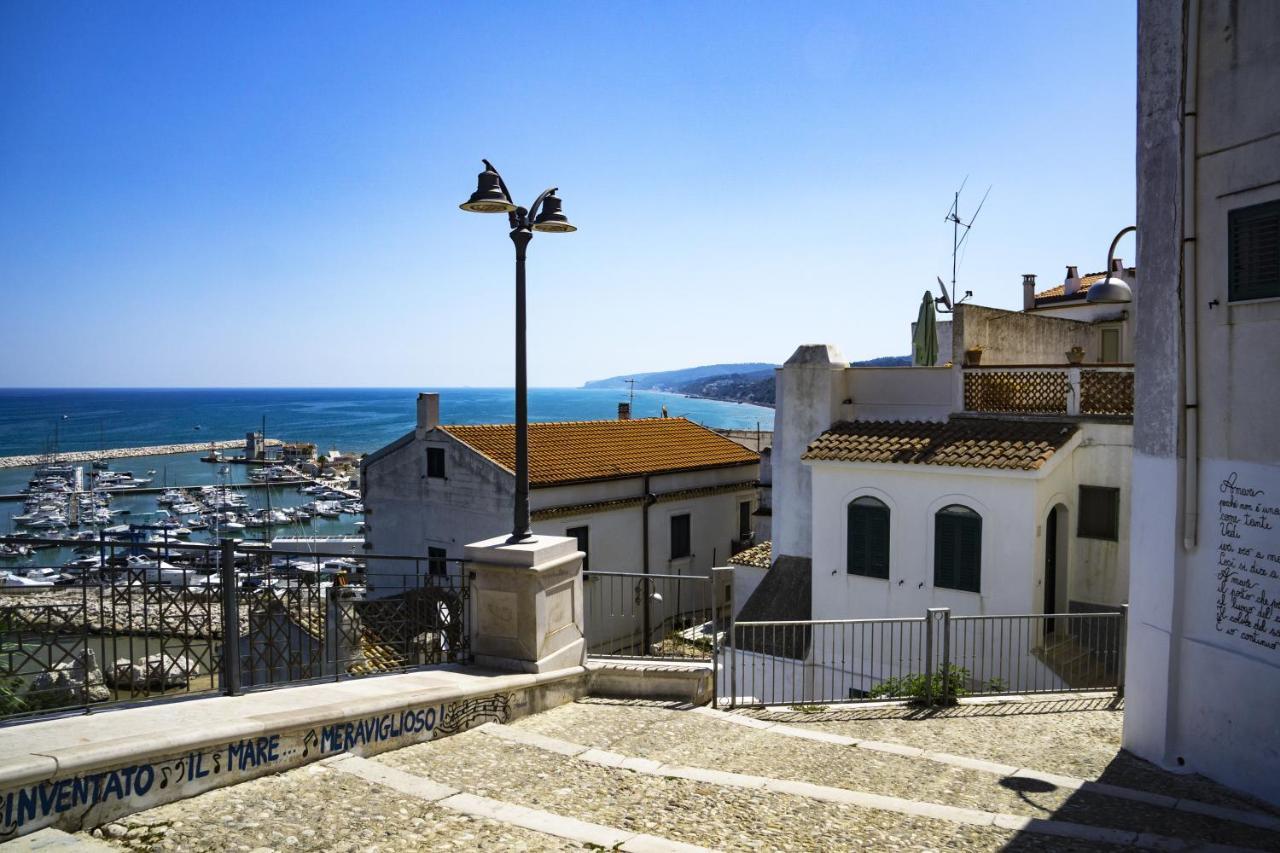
[0,437,283,470]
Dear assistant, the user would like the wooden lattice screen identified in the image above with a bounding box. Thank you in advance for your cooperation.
[1080,370,1134,415]
[964,371,1069,414]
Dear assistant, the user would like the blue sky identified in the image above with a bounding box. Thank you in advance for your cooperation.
[0,2,1136,387]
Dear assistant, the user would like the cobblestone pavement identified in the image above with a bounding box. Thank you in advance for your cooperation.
[75,697,1280,852]
[509,699,1280,851]
[88,762,583,852]
[377,729,1114,852]
[740,695,1280,816]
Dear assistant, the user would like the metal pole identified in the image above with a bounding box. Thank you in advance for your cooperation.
[219,538,241,696]
[1117,604,1128,698]
[940,607,951,704]
[925,609,935,707]
[509,226,533,543]
[729,568,737,708]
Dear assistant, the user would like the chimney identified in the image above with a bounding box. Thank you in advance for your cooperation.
[617,402,631,420]
[416,392,440,435]
[1063,265,1082,296]
[1022,274,1037,311]
[1110,257,1127,278]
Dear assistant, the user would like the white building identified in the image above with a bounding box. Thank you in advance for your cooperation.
[741,270,1138,700]
[1127,0,1280,805]
[361,394,760,651]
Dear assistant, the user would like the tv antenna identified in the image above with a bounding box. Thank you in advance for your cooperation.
[624,378,636,407]
[939,178,990,310]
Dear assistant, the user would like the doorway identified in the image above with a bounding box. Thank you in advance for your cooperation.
[1043,505,1068,633]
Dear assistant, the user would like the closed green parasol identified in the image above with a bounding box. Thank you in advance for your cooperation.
[913,291,939,366]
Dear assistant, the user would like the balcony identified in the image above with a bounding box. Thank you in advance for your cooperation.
[963,365,1134,417]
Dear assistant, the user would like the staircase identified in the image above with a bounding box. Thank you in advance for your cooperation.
[79,699,1280,853]
[1032,629,1115,689]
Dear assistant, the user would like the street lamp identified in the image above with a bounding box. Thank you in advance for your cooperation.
[460,160,577,543]
[1086,225,1136,304]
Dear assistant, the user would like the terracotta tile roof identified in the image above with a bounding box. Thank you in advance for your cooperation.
[803,418,1077,471]
[730,540,772,569]
[1035,268,1136,301]
[441,418,759,487]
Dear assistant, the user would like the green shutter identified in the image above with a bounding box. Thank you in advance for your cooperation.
[848,502,890,579]
[934,514,956,588]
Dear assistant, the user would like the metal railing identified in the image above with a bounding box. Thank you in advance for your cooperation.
[963,365,1134,417]
[721,606,1125,708]
[0,535,469,723]
[583,570,714,661]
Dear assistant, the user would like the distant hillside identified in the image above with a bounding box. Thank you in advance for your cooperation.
[851,355,913,367]
[584,363,776,391]
[674,371,776,406]
[585,356,912,409]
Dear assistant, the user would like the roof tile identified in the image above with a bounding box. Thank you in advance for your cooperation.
[802,418,1077,471]
[442,418,759,487]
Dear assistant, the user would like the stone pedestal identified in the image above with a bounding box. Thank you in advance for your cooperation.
[465,534,586,674]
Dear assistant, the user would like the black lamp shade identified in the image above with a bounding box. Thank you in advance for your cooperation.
[460,169,516,213]
[531,193,576,233]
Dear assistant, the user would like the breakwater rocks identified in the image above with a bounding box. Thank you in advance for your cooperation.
[0,438,283,470]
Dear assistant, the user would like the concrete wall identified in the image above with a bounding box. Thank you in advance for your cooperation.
[1031,304,1136,363]
[953,304,1095,365]
[1126,0,1280,806]
[844,366,954,422]
[1032,423,1133,609]
[772,345,849,561]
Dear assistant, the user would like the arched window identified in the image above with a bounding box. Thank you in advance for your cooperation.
[847,497,890,579]
[934,504,981,593]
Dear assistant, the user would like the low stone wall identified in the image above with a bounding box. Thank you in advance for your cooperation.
[0,439,283,470]
[0,667,590,841]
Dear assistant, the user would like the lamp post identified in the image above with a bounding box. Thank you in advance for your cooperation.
[460,160,576,543]
[1086,225,1136,304]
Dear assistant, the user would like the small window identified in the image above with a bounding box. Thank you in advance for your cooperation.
[1099,327,1121,363]
[427,546,448,577]
[934,505,981,593]
[847,496,890,579]
[426,447,446,478]
[566,525,589,572]
[738,501,752,539]
[1229,199,1280,302]
[670,514,691,560]
[1078,486,1120,541]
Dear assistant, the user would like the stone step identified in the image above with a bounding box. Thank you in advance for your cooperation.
[78,759,589,852]
[371,720,1134,852]
[501,700,1280,851]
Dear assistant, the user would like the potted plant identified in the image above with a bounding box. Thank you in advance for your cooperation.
[1066,345,1085,365]
[964,345,984,366]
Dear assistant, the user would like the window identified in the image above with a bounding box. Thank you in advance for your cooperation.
[1229,199,1280,302]
[426,446,446,479]
[1099,327,1122,363]
[934,505,981,593]
[847,497,890,579]
[566,525,589,572]
[738,501,752,539]
[428,546,448,577]
[1078,486,1120,541]
[670,513,691,560]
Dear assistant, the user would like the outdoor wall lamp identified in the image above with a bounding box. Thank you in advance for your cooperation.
[1086,225,1136,304]
[460,160,576,543]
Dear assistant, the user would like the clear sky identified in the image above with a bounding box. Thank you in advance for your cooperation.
[0,1,1136,388]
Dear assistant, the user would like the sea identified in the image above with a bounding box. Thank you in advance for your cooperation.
[0,388,773,543]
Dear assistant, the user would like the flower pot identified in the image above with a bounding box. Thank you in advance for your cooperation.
[964,348,984,366]
[1066,348,1085,365]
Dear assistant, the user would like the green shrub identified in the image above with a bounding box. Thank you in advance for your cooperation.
[869,664,971,706]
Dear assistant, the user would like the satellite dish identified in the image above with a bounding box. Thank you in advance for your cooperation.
[935,276,954,311]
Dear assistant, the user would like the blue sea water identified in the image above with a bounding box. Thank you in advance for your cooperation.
[0,387,773,460]
[0,388,772,542]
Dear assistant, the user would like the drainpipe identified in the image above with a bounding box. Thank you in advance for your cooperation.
[641,474,656,652]
[1181,0,1200,552]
